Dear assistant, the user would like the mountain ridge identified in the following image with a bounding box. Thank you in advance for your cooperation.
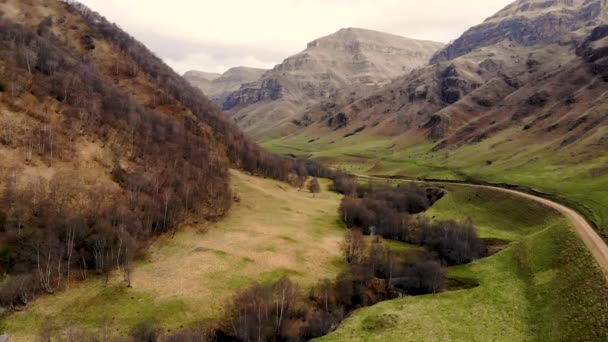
[222,27,444,138]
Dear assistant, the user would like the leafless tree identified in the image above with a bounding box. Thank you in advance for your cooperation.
[340,229,367,264]
[307,178,321,198]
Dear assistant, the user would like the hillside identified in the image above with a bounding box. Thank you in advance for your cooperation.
[1,170,346,339]
[184,67,266,105]
[223,28,444,138]
[0,0,318,317]
[321,183,608,341]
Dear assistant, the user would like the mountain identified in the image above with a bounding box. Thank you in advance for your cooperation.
[222,28,444,138]
[431,0,601,63]
[279,0,607,152]
[184,67,266,104]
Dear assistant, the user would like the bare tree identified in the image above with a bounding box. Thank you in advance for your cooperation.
[307,178,321,198]
[340,230,367,264]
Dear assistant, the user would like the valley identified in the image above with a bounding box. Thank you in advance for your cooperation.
[0,0,607,340]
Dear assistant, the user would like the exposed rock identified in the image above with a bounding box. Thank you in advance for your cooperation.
[424,114,450,140]
[184,67,266,106]
[223,78,282,109]
[328,112,349,130]
[224,28,445,137]
[528,91,549,106]
[432,0,602,63]
[479,58,501,72]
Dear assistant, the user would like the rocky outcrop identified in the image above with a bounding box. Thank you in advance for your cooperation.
[438,64,481,105]
[184,67,266,105]
[432,0,602,63]
[223,78,282,109]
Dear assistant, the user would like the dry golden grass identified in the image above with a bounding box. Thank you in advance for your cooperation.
[133,170,345,316]
[1,170,345,340]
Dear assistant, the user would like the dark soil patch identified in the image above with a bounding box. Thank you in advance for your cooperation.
[344,125,366,138]
[482,238,511,255]
[447,277,480,291]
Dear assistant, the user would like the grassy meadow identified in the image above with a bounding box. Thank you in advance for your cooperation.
[262,128,608,240]
[0,170,347,340]
[2,151,607,341]
[319,183,608,341]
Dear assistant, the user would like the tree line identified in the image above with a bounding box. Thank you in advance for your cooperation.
[334,174,487,266]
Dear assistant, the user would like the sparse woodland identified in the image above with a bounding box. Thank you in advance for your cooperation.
[118,174,486,341]
[0,1,330,311]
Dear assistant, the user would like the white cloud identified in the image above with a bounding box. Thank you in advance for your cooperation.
[78,0,514,74]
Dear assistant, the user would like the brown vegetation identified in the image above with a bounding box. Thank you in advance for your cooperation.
[334,175,486,265]
[0,0,334,311]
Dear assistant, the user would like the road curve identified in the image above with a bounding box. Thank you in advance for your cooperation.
[355,174,608,278]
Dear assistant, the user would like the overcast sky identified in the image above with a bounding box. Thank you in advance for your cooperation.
[79,0,514,75]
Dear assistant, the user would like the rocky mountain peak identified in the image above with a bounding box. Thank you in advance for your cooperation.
[432,0,602,63]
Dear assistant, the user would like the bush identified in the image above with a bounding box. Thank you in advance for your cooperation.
[422,219,487,266]
[130,320,162,342]
[0,247,15,274]
[337,179,485,266]
[0,80,6,92]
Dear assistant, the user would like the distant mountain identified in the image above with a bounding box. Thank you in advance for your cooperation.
[222,28,444,138]
[285,0,607,158]
[184,67,266,104]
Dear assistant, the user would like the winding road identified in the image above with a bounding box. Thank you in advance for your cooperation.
[355,174,608,278]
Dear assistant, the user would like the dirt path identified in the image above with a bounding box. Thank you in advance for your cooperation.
[356,174,608,278]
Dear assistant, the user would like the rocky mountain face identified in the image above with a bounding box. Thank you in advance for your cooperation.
[184,67,266,105]
[287,0,608,158]
[432,0,602,63]
[223,28,444,138]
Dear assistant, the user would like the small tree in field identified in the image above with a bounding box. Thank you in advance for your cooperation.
[308,178,321,198]
[340,229,367,264]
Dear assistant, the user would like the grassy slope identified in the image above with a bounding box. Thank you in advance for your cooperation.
[0,170,346,340]
[319,184,608,341]
[262,128,608,240]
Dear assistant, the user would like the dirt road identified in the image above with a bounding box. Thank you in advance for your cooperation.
[356,174,608,278]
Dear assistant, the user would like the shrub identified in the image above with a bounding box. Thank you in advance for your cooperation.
[0,247,15,274]
[130,320,162,342]
[422,219,487,266]
[0,80,6,92]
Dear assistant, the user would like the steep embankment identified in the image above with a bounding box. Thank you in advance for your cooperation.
[357,174,608,277]
[320,181,608,341]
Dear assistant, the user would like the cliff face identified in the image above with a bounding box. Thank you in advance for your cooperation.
[431,0,602,63]
[222,28,444,138]
[184,67,266,105]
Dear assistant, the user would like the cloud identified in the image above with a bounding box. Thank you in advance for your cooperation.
[78,0,514,74]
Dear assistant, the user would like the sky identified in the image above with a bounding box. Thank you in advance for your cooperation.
[78,0,515,75]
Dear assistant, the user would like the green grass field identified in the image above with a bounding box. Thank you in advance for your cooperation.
[262,128,608,240]
[319,183,608,341]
